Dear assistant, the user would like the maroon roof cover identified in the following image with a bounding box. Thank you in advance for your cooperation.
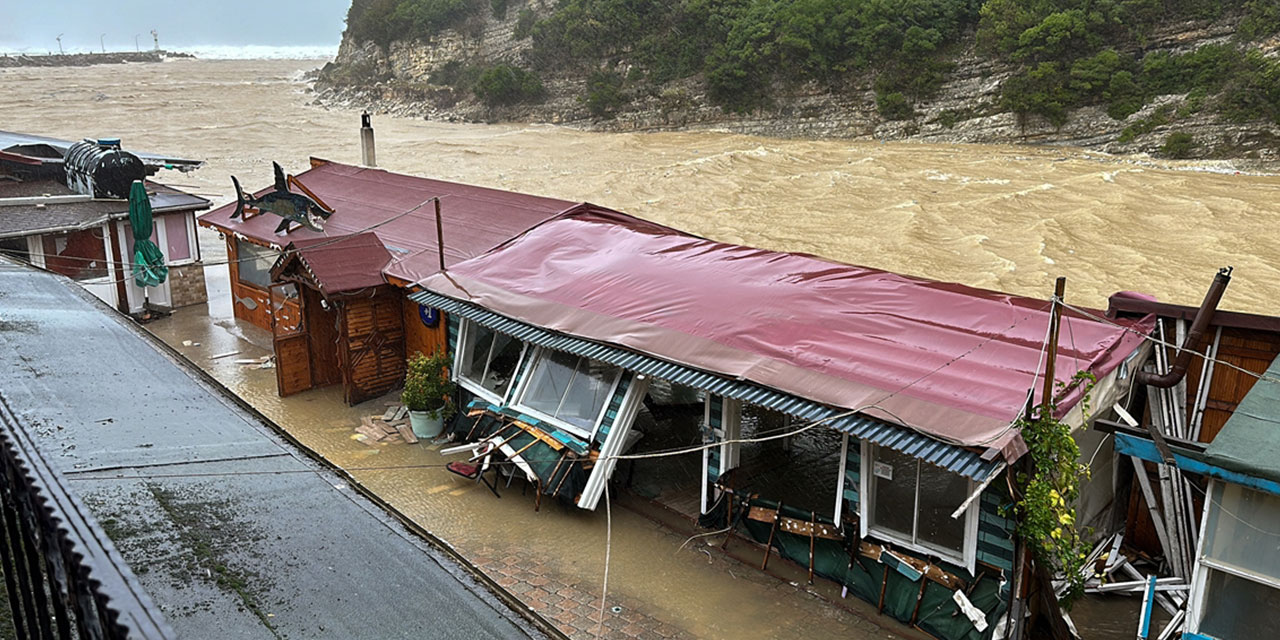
[276,233,392,296]
[199,159,573,284]
[420,206,1154,454]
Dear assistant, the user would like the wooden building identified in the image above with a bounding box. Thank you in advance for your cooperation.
[198,158,573,404]
[0,131,209,314]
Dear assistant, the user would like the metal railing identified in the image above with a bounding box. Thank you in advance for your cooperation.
[0,394,173,639]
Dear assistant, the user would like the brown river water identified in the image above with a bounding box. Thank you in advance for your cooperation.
[0,57,1269,638]
[2,57,1278,314]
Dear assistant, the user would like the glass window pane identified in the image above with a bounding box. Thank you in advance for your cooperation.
[1203,483,1280,581]
[481,333,522,397]
[556,358,619,431]
[916,463,969,554]
[1199,568,1280,638]
[236,239,277,289]
[164,215,192,261]
[521,350,578,416]
[460,324,496,387]
[872,446,917,540]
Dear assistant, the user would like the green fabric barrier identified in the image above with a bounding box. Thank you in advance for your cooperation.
[728,495,1008,640]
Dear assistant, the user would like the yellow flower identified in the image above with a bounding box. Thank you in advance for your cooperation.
[1051,528,1062,540]
[1059,512,1073,525]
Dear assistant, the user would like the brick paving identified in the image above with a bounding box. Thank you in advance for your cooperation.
[469,544,694,640]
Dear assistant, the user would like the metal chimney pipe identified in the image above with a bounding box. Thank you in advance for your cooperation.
[360,112,377,167]
[1136,267,1233,388]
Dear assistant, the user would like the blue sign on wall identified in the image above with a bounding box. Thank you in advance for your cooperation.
[418,305,440,328]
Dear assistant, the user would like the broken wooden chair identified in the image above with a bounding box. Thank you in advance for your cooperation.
[447,441,501,498]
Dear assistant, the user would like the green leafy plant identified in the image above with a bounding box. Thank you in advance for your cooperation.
[402,350,456,417]
[1014,370,1096,607]
[474,64,545,106]
[1161,132,1197,158]
[514,7,537,39]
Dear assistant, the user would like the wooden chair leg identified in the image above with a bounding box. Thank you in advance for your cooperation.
[808,510,817,585]
[761,501,783,571]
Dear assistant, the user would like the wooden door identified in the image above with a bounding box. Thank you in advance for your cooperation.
[271,282,312,397]
[341,287,406,405]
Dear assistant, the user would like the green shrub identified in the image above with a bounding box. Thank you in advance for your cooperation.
[1241,0,1280,39]
[431,59,478,88]
[490,0,507,18]
[514,7,536,39]
[1117,104,1172,143]
[1002,62,1072,127]
[585,70,625,118]
[876,91,914,121]
[1105,71,1143,120]
[1161,132,1197,158]
[402,350,455,416]
[474,64,544,106]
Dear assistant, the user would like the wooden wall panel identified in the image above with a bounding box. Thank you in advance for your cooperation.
[403,298,448,358]
[339,287,406,405]
[275,334,312,396]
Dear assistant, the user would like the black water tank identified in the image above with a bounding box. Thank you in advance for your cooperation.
[64,139,146,199]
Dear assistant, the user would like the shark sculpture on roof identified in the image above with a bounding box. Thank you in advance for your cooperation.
[230,162,333,234]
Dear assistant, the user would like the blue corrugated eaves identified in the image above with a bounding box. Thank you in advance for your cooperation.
[595,373,632,446]
[415,290,1003,482]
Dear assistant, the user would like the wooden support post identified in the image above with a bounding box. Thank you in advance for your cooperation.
[808,510,817,585]
[877,563,890,613]
[762,502,783,571]
[434,198,445,273]
[910,577,928,624]
[1041,277,1066,413]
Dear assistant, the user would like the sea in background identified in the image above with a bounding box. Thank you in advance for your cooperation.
[1,56,1277,315]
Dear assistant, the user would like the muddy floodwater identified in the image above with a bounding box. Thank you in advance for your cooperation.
[3,57,1275,639]
[2,57,1278,314]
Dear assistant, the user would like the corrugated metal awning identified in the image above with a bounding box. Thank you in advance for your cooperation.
[412,290,1003,481]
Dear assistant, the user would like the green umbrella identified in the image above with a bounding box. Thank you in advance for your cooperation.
[128,180,167,287]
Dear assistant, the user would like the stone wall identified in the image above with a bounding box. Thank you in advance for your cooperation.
[168,262,207,309]
[314,7,1280,165]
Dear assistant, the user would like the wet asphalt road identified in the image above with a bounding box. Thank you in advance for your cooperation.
[0,259,541,639]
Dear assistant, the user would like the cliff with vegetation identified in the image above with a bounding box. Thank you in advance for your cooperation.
[314,0,1280,162]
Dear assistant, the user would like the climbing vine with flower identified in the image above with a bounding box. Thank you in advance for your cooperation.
[1014,370,1097,607]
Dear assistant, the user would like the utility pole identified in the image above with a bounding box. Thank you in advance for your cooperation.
[135,34,141,52]
[100,33,106,53]
[151,29,159,52]
[56,34,64,55]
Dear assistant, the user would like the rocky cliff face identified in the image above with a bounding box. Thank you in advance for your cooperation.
[313,6,1280,164]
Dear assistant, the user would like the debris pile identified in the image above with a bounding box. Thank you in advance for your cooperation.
[351,404,418,446]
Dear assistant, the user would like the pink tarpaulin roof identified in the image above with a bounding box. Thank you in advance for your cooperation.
[419,206,1154,454]
[199,159,573,284]
[274,233,391,296]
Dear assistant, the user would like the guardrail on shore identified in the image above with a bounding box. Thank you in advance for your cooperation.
[0,393,172,639]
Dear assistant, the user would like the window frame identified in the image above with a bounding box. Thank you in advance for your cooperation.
[452,319,527,405]
[510,346,622,440]
[859,441,979,571]
[1187,480,1280,635]
[158,212,199,266]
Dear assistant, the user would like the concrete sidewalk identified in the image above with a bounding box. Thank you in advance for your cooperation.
[144,298,917,640]
[0,260,544,639]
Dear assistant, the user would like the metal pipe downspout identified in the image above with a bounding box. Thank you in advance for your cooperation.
[1135,267,1233,388]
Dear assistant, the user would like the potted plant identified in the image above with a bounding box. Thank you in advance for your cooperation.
[402,350,455,439]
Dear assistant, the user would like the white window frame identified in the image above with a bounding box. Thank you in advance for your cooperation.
[1186,479,1280,635]
[157,212,199,267]
[510,346,622,440]
[451,319,526,405]
[859,441,979,571]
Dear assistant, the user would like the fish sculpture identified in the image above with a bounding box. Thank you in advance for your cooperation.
[230,162,332,234]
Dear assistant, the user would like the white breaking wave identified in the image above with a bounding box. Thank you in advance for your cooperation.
[169,45,338,60]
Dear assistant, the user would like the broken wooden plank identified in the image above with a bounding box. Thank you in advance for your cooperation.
[394,406,409,421]
[382,406,399,421]
[396,424,419,444]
